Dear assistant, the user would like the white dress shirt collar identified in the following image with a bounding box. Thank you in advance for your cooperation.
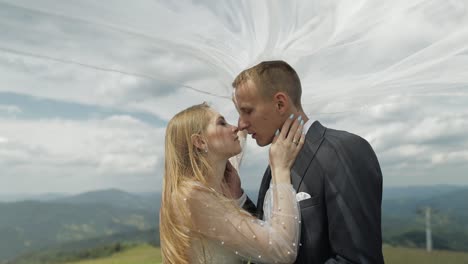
[302,118,314,135]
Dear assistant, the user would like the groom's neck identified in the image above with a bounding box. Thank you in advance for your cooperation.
[287,109,309,124]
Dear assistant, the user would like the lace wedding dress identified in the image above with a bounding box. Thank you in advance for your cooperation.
[185,182,300,264]
[182,137,301,264]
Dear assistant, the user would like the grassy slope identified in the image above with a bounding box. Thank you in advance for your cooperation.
[65,244,161,264]
[383,245,468,264]
[68,244,468,264]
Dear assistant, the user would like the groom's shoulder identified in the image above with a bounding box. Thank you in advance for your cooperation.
[320,123,370,148]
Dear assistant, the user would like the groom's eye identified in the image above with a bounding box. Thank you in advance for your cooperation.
[240,107,252,115]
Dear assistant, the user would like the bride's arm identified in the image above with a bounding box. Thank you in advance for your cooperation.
[186,183,300,264]
[187,116,305,264]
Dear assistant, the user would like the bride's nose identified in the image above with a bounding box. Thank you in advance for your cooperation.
[232,125,239,133]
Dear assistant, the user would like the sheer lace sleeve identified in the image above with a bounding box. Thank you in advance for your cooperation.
[185,182,300,264]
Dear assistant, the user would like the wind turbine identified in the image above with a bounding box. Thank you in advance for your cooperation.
[417,206,438,252]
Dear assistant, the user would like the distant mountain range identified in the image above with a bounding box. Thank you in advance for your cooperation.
[382,185,466,200]
[0,189,159,262]
[1,185,467,262]
[52,188,160,211]
[382,186,468,251]
[0,193,68,203]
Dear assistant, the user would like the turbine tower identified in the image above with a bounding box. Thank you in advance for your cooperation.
[425,207,432,252]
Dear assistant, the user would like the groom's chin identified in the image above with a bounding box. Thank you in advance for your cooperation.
[256,138,271,147]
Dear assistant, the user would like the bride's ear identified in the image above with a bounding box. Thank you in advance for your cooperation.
[191,134,207,152]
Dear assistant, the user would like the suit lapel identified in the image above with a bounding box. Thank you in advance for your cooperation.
[256,166,271,219]
[256,121,327,217]
[291,121,327,192]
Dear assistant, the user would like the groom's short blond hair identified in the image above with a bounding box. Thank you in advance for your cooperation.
[232,60,302,108]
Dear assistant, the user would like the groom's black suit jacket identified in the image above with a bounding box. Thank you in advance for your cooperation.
[244,121,384,264]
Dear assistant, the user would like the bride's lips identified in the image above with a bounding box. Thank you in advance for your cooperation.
[252,133,256,139]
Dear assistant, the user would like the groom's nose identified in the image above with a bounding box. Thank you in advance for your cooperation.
[238,118,249,131]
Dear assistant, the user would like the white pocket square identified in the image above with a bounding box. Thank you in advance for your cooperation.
[296,192,311,202]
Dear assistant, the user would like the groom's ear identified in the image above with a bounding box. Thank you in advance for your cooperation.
[191,134,207,151]
[273,92,289,114]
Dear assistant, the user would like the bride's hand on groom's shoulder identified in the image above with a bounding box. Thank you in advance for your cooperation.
[223,161,243,199]
[269,114,305,179]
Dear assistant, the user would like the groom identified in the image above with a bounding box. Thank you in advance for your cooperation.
[231,60,384,263]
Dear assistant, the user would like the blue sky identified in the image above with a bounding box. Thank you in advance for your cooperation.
[0,92,166,124]
[1,0,468,194]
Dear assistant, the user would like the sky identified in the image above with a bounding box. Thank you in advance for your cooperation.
[0,0,467,195]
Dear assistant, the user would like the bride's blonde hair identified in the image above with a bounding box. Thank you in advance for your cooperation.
[160,102,215,264]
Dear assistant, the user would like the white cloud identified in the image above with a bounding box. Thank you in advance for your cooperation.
[0,0,467,193]
[432,151,468,165]
[0,116,164,194]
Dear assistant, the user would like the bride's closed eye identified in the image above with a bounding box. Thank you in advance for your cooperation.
[217,117,228,126]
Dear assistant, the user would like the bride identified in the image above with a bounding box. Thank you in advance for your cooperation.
[160,102,305,264]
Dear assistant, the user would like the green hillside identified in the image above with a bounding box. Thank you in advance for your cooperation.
[0,199,157,261]
[63,244,468,264]
[9,230,159,264]
[2,187,468,262]
[384,245,468,264]
[66,244,161,264]
[382,187,468,251]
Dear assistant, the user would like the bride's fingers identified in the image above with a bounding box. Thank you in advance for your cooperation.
[279,114,295,139]
[272,128,280,144]
[301,132,306,145]
[294,131,306,155]
[286,115,302,142]
[291,119,304,145]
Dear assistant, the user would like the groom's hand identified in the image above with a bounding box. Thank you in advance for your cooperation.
[223,161,243,199]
